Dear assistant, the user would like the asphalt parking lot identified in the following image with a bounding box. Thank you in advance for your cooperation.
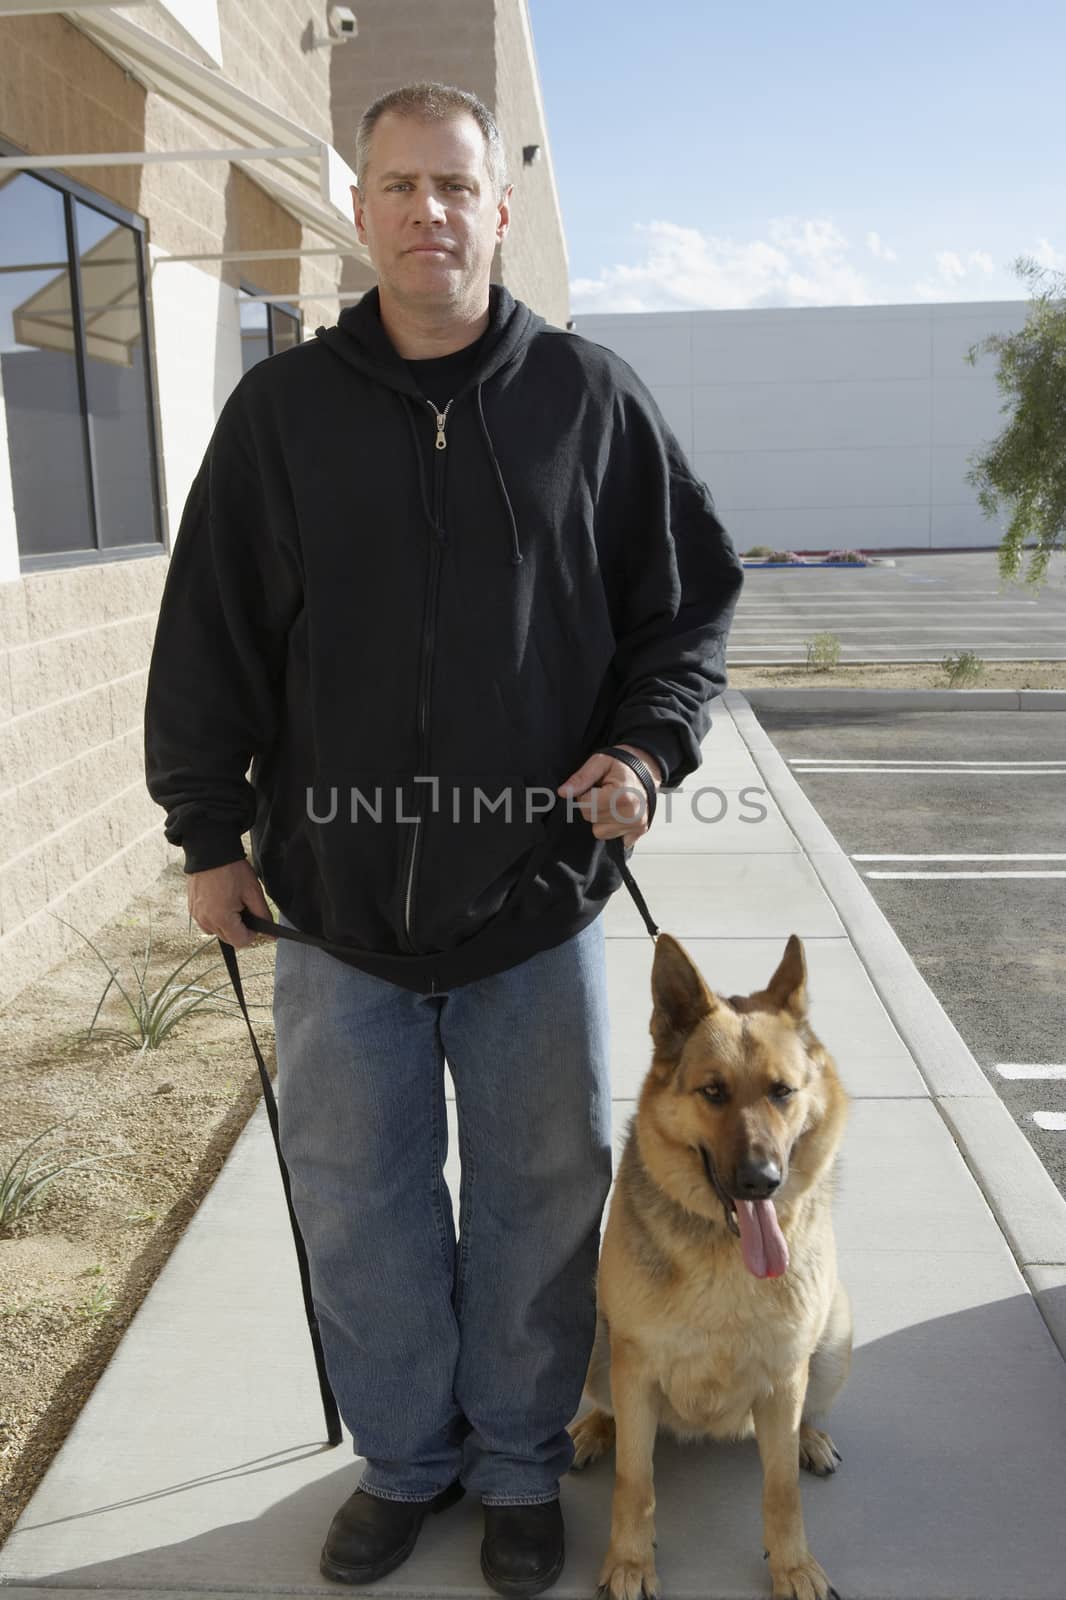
[754,706,1066,1197]
[732,548,1066,663]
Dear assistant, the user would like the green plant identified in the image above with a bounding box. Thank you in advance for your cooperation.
[0,1120,120,1235]
[941,650,986,687]
[745,544,775,557]
[52,910,271,1053]
[75,1281,114,1321]
[964,257,1066,590]
[1,1294,56,1318]
[804,633,842,672]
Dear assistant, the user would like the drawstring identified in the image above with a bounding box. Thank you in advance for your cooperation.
[476,383,524,566]
[400,396,446,540]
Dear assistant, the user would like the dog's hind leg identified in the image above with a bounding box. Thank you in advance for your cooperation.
[567,1312,617,1470]
[568,1406,616,1470]
[800,1281,852,1477]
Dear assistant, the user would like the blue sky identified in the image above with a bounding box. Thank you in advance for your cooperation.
[528,0,1065,313]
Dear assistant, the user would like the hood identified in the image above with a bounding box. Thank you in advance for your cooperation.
[314,281,545,399]
[313,283,546,566]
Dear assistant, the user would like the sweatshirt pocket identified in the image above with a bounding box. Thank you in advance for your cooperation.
[409,772,553,953]
[295,769,418,953]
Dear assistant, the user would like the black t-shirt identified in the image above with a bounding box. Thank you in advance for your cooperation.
[405,329,489,406]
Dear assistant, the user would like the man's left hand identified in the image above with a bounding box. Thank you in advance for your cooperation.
[556,744,663,850]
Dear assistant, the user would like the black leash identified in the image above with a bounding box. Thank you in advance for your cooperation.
[218,749,660,1444]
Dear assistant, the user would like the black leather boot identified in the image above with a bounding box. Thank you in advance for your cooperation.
[320,1477,465,1584]
[481,1499,565,1597]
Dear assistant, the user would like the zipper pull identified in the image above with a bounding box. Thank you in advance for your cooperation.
[427,397,453,451]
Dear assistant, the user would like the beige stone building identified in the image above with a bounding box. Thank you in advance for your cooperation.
[0,0,569,1006]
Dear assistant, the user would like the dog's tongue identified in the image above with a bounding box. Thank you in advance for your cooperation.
[734,1200,789,1278]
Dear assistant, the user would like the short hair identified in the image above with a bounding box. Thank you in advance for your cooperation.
[355,81,510,202]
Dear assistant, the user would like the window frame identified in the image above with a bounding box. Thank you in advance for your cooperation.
[238,280,302,366]
[0,136,166,573]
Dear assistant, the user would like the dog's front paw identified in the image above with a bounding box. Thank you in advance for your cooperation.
[597,1546,660,1600]
[768,1550,839,1600]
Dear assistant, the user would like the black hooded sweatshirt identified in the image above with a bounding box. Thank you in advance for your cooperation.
[144,283,744,993]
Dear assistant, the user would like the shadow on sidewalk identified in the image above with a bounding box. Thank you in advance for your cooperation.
[7,1289,1066,1599]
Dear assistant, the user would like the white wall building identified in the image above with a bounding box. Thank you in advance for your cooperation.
[574,300,1027,554]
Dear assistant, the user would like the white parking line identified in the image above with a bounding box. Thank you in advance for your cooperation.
[740,609,1048,615]
[730,647,1066,655]
[739,595,1041,603]
[864,870,1066,879]
[791,768,1065,776]
[726,643,1062,649]
[995,1064,1066,1079]
[853,853,1066,861]
[736,592,1024,598]
[731,625,1055,635]
[1032,1112,1066,1131]
[795,760,1066,767]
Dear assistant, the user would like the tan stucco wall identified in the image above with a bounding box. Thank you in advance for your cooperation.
[493,0,570,326]
[0,6,347,1006]
[0,562,173,1008]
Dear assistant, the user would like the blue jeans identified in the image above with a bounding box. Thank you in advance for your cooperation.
[272,910,613,1506]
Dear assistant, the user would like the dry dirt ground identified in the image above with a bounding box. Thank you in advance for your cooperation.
[728,660,1066,689]
[3,658,1065,1544]
[0,861,278,1544]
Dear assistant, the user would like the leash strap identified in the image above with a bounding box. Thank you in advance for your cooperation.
[598,745,661,941]
[218,937,342,1445]
[218,744,661,1444]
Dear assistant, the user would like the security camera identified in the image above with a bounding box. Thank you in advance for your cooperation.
[311,4,356,47]
[328,4,358,36]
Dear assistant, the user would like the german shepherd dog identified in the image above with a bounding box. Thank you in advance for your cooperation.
[568,932,851,1600]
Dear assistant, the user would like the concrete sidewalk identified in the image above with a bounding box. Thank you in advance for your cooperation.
[3,691,1066,1600]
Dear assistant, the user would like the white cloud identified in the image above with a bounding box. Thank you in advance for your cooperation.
[570,216,1043,313]
[570,216,876,313]
[936,250,967,283]
[866,230,898,261]
[912,247,1003,301]
[1033,237,1065,270]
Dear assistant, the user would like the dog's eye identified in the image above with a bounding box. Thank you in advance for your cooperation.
[770,1082,796,1101]
[701,1084,728,1105]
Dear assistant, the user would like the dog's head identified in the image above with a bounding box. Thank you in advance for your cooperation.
[639,931,848,1278]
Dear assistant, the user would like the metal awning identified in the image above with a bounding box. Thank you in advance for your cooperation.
[0,6,371,263]
[0,2,223,67]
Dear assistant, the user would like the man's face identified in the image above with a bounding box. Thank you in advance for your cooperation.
[352,111,511,309]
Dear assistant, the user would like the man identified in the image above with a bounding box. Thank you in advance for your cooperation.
[144,81,743,1596]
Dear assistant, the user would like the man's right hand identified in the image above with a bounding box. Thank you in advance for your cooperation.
[188,858,274,949]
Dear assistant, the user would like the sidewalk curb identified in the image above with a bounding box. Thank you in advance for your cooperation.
[722,688,1066,1361]
[735,687,1066,712]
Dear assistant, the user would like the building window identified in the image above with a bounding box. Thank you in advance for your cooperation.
[239,286,301,372]
[0,152,163,571]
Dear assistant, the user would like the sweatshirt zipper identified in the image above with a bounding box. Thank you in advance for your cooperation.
[400,396,453,952]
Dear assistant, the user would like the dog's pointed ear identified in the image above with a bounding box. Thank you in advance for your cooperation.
[650,933,717,1071]
[763,933,808,1018]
